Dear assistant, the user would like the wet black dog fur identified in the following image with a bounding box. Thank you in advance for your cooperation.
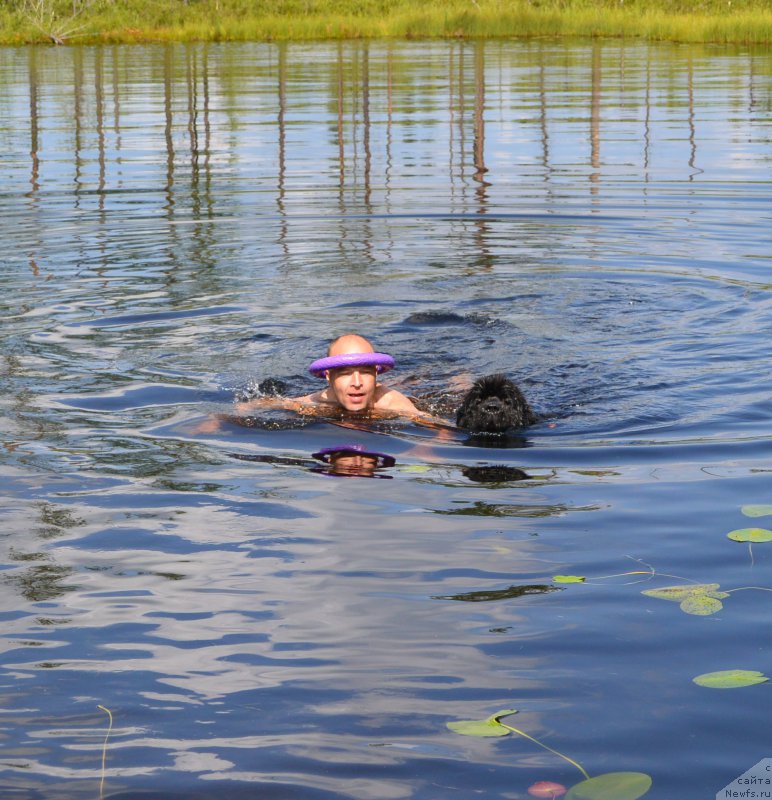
[456,374,537,434]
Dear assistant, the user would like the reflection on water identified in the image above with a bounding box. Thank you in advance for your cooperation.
[5,41,769,269]
[311,444,396,478]
[231,443,396,478]
[0,39,771,800]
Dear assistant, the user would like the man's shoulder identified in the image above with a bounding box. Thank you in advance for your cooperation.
[294,389,327,404]
[374,386,419,413]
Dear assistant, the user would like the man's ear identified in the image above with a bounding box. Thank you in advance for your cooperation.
[324,370,330,382]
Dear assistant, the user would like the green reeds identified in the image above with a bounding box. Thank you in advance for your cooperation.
[1,0,770,45]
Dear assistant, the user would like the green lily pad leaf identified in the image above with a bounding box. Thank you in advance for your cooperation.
[727,528,772,543]
[565,771,652,800]
[643,584,729,616]
[553,575,586,583]
[693,669,769,689]
[446,708,518,737]
[399,465,432,473]
[741,505,772,518]
[641,584,721,602]
[679,594,724,616]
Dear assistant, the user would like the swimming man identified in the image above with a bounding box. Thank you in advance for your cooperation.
[236,333,435,421]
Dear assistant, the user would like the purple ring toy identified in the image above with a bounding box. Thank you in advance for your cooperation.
[312,444,396,469]
[308,352,395,378]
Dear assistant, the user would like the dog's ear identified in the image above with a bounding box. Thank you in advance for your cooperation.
[455,394,473,428]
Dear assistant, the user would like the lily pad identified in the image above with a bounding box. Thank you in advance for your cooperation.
[642,584,728,616]
[678,594,726,616]
[565,771,652,800]
[741,505,772,518]
[641,584,720,601]
[446,708,518,737]
[693,669,769,689]
[553,576,586,584]
[727,528,772,543]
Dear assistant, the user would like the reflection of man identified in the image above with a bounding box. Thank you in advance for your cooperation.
[228,444,396,479]
[328,452,378,477]
[312,444,396,478]
[238,333,438,422]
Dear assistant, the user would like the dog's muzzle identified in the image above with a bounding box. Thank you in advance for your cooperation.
[480,398,503,413]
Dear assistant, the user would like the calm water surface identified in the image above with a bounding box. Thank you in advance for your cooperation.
[1,39,771,800]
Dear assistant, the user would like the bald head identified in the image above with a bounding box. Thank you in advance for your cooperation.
[327,334,374,357]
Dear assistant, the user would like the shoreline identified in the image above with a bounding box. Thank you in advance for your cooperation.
[1,0,771,47]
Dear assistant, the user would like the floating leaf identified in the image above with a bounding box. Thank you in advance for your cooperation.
[553,575,586,584]
[727,528,772,543]
[449,708,590,780]
[565,771,652,800]
[742,505,772,518]
[642,584,728,616]
[693,669,769,689]
[399,465,432,473]
[678,595,725,616]
[641,584,720,601]
[446,708,518,737]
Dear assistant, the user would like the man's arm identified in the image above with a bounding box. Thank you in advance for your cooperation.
[234,393,325,415]
[375,388,453,430]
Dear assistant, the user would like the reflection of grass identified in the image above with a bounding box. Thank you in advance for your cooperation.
[434,500,590,518]
[7,562,77,602]
[433,583,561,602]
[2,0,770,45]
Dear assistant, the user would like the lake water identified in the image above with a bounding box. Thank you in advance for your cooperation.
[0,39,770,800]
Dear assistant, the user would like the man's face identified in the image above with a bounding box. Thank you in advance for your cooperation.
[327,365,377,412]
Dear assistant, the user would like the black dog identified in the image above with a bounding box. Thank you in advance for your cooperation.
[456,374,536,434]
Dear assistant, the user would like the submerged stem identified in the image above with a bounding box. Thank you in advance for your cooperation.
[499,721,590,781]
[98,704,113,800]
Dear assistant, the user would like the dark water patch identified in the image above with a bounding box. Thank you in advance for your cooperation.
[433,584,561,602]
[48,491,313,520]
[335,299,418,308]
[237,331,278,342]
[432,501,589,518]
[64,306,245,329]
[59,385,227,411]
[400,310,497,327]
[51,527,240,554]
[461,432,533,449]
[461,466,531,483]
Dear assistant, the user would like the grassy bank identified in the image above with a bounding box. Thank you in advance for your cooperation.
[1,0,770,45]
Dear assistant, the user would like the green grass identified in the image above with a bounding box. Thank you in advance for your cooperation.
[1,0,770,45]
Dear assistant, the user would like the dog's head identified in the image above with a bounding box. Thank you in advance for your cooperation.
[456,374,535,434]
